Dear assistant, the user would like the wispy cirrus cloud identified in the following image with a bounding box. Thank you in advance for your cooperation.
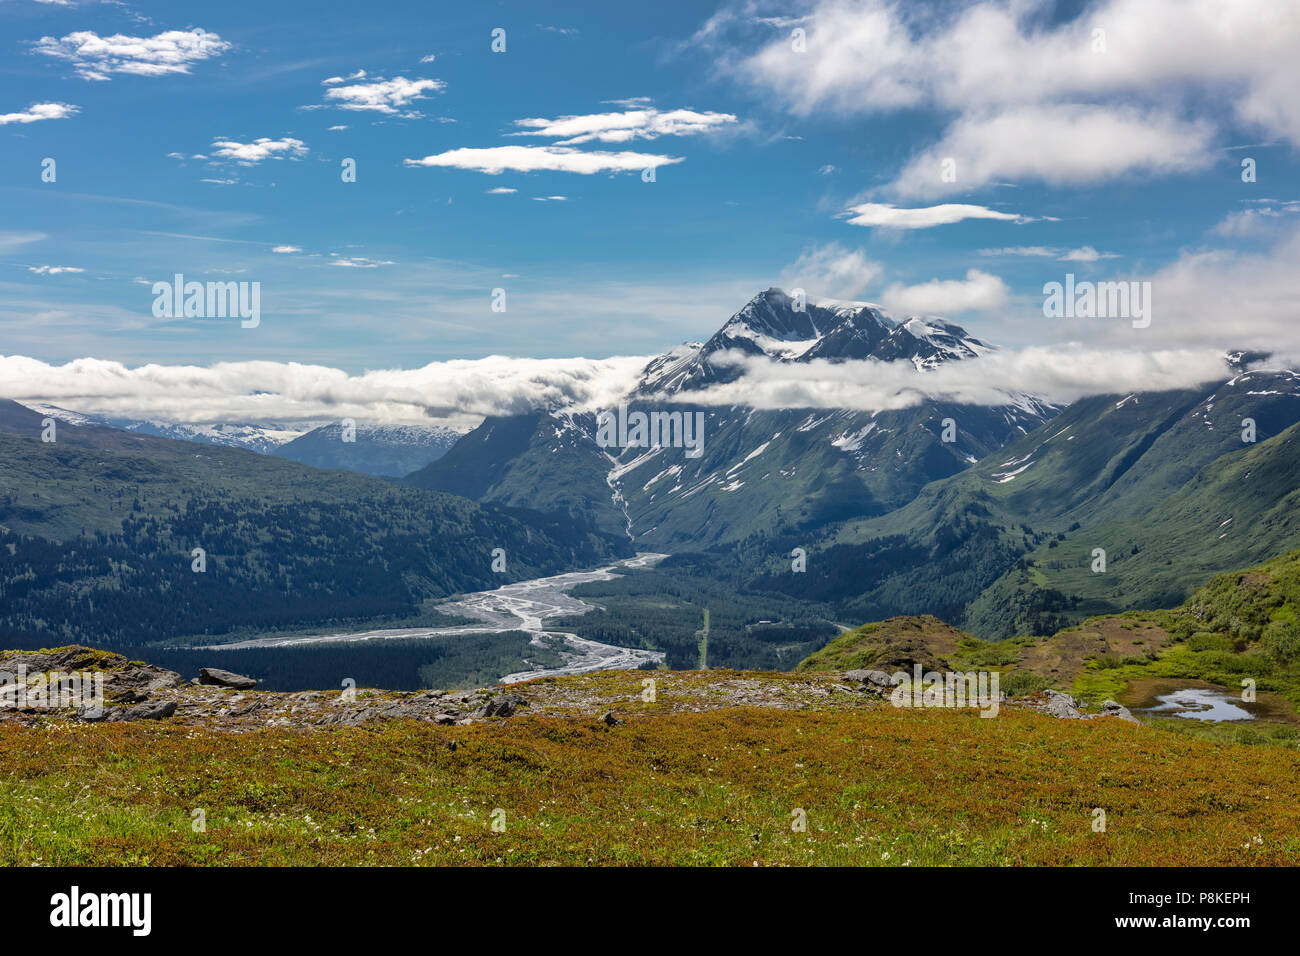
[33,29,230,81]
[27,265,85,275]
[404,145,681,175]
[980,245,1119,261]
[0,102,79,125]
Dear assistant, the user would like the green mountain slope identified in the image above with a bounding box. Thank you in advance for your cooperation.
[0,400,628,648]
[403,411,630,538]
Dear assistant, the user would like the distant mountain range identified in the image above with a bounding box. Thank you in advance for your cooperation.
[5,286,1299,653]
[271,421,462,477]
[23,403,462,477]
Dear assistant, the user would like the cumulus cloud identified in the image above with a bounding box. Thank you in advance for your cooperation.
[1210,202,1300,238]
[319,75,444,116]
[210,137,308,164]
[0,102,79,125]
[703,0,1300,147]
[891,105,1212,197]
[404,145,682,175]
[780,243,880,299]
[33,29,231,81]
[0,355,650,424]
[512,107,737,145]
[883,269,1007,315]
[1135,220,1300,359]
[842,202,1028,229]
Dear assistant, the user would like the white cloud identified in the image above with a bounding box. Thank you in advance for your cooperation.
[1058,245,1119,262]
[531,195,569,202]
[842,202,1027,229]
[512,107,737,145]
[666,346,1233,411]
[327,125,348,132]
[980,245,1118,261]
[1135,220,1300,357]
[33,29,231,81]
[883,269,1007,315]
[706,0,1300,148]
[0,102,79,125]
[486,187,518,194]
[1210,202,1300,237]
[320,75,444,115]
[329,255,394,268]
[419,54,437,64]
[272,245,302,254]
[404,145,682,175]
[27,265,85,275]
[0,232,47,252]
[780,243,880,299]
[979,246,1056,257]
[0,355,649,423]
[892,105,1213,197]
[322,70,367,84]
[210,137,308,165]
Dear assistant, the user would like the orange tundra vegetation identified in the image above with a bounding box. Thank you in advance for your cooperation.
[1,699,1297,866]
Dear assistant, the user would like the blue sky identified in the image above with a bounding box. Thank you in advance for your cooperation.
[1,0,1298,421]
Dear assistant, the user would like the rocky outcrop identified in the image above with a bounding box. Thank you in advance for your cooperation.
[1032,689,1139,724]
[843,669,900,691]
[199,667,258,690]
[0,645,1148,733]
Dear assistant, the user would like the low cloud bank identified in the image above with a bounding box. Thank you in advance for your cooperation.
[0,345,1252,425]
[647,347,1239,411]
[0,355,650,425]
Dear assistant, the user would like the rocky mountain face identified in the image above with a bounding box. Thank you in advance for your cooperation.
[409,288,1057,548]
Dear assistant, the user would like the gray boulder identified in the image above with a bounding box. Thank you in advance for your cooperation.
[1043,689,1085,719]
[105,700,178,722]
[199,667,258,690]
[1101,699,1139,723]
[476,694,526,718]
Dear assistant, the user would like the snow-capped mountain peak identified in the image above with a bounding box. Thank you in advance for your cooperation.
[636,287,991,395]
